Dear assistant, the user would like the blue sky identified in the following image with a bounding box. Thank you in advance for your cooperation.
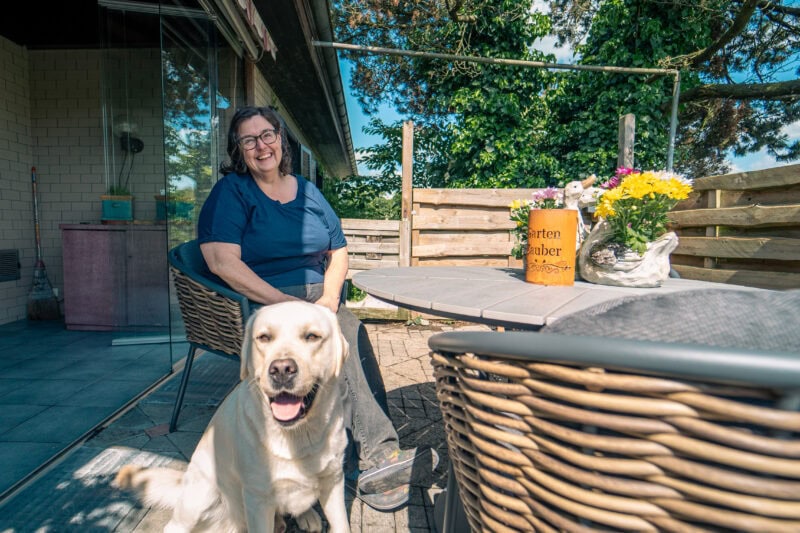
[340,3,797,177]
[340,61,400,155]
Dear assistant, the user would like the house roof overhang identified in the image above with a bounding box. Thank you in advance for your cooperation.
[254,0,357,178]
[0,0,357,179]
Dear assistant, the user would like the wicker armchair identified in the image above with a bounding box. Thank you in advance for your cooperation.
[428,327,800,532]
[167,240,251,432]
[167,239,349,432]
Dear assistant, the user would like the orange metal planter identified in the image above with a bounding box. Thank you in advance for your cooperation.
[525,209,578,286]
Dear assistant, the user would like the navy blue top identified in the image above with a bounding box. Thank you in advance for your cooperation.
[197,172,347,288]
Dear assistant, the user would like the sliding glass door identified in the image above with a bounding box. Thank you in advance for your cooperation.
[99,0,244,367]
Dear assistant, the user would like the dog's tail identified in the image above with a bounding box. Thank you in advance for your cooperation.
[115,464,184,510]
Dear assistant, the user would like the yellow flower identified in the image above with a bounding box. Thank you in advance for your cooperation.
[595,169,693,254]
[594,198,616,218]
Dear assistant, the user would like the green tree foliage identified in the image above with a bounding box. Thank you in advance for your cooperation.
[334,0,799,185]
[543,0,708,179]
[322,172,400,220]
[356,118,453,188]
[548,0,800,178]
[334,0,557,187]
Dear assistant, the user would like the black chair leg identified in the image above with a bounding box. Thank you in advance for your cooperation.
[169,345,197,432]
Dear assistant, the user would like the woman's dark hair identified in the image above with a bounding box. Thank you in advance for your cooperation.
[219,106,293,176]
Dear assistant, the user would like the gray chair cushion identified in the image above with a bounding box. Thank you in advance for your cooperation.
[543,288,800,352]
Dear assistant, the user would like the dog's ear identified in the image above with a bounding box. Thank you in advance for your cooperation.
[240,310,260,380]
[333,316,349,378]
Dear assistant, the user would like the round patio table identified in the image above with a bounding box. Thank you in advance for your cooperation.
[352,266,759,329]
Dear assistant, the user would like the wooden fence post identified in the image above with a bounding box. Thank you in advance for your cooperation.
[704,188,720,271]
[618,113,635,169]
[400,121,413,267]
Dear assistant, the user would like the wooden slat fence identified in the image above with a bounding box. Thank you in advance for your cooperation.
[668,163,800,289]
[343,164,800,296]
[411,188,541,267]
[341,218,401,279]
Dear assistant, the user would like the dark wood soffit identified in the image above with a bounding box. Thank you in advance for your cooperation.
[254,0,352,178]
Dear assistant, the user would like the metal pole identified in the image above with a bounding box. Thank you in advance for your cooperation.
[400,121,413,267]
[667,71,681,171]
[313,40,682,170]
[313,40,677,76]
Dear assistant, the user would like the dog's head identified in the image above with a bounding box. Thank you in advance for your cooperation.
[240,301,348,427]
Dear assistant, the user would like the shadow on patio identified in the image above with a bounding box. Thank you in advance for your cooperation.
[0,319,490,532]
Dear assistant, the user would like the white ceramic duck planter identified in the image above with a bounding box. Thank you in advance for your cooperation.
[562,175,599,250]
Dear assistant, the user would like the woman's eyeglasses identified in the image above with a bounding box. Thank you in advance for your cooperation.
[239,129,278,150]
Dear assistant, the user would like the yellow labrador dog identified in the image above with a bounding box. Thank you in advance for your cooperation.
[116,301,351,533]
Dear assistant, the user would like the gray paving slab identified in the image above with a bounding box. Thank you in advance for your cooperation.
[0,446,181,532]
[0,379,91,406]
[0,404,50,434]
[0,379,30,400]
[1,405,117,443]
[0,358,76,380]
[59,379,160,408]
[0,442,65,496]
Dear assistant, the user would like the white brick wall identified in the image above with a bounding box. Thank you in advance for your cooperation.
[0,43,170,324]
[0,36,33,323]
[25,48,107,325]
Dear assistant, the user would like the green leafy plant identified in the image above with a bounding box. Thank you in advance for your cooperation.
[106,185,131,196]
[347,284,368,302]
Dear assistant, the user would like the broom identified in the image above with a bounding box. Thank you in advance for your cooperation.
[27,166,61,320]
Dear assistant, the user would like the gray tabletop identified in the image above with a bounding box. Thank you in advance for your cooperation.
[352,266,757,329]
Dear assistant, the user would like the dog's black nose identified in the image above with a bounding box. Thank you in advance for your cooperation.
[268,358,297,386]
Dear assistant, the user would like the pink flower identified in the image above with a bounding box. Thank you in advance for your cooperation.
[601,176,621,189]
[615,167,640,177]
[531,187,563,209]
[532,187,560,202]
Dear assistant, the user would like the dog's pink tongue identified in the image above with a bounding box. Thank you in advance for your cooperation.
[271,393,303,421]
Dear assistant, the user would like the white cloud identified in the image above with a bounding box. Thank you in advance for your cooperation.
[729,120,800,172]
[533,35,576,63]
[530,0,578,63]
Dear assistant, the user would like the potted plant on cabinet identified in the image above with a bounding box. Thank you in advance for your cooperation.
[101,132,143,224]
[101,184,133,224]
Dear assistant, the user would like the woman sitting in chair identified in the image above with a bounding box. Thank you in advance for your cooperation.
[197,105,437,511]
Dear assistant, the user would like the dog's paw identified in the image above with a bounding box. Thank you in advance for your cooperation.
[275,513,287,533]
[295,508,322,532]
[114,464,143,489]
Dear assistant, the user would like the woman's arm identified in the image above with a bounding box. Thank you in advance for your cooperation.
[315,246,349,313]
[200,242,299,306]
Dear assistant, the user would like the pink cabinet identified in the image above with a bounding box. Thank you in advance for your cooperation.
[61,224,169,330]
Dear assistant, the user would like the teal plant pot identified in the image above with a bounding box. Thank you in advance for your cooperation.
[155,195,167,222]
[169,201,194,220]
[101,195,133,223]
[154,196,193,223]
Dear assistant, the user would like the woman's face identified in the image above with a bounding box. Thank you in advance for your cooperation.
[237,115,282,177]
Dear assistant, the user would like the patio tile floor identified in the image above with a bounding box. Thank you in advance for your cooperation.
[0,317,490,532]
[0,319,174,501]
